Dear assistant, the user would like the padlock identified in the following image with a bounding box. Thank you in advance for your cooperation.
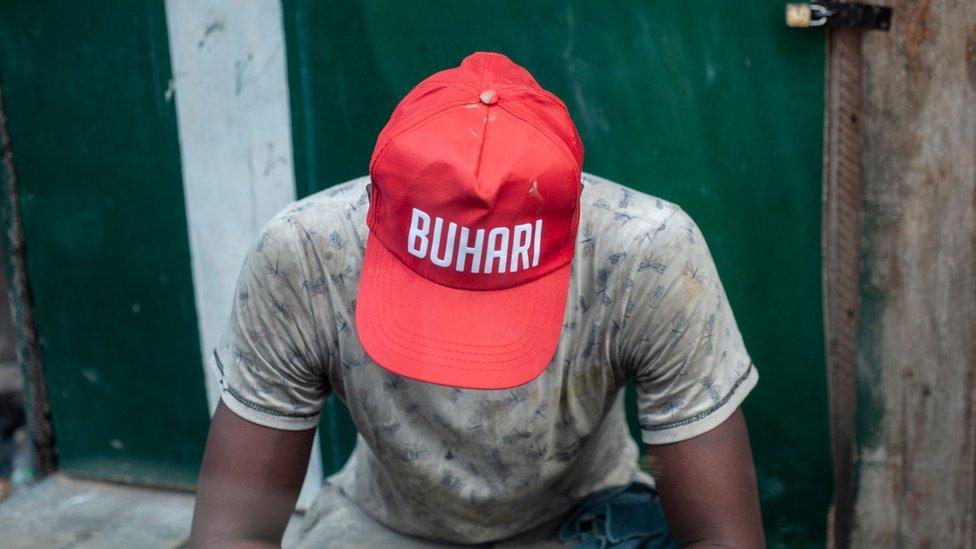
[786,3,831,27]
[786,2,892,30]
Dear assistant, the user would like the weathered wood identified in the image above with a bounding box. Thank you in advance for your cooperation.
[0,73,56,479]
[823,21,864,549]
[853,0,976,546]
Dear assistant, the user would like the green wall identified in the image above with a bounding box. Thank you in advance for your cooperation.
[282,1,829,546]
[0,1,210,487]
[0,1,830,543]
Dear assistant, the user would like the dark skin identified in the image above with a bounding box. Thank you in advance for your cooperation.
[190,402,315,549]
[190,401,763,548]
[646,409,764,548]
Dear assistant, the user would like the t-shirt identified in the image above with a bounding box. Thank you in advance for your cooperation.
[212,173,757,544]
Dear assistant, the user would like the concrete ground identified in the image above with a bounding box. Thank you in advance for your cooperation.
[0,365,311,548]
[0,474,304,548]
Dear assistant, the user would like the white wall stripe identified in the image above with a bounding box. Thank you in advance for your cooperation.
[164,0,323,508]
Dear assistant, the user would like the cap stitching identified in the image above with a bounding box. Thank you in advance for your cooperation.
[374,83,485,153]
[472,104,491,180]
[375,243,549,354]
[370,286,546,364]
[495,102,579,171]
[370,240,560,359]
[370,100,481,174]
[367,266,562,369]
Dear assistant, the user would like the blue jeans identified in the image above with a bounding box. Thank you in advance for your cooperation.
[557,483,676,549]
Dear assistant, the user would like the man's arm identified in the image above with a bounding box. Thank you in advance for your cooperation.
[647,407,764,549]
[190,401,316,549]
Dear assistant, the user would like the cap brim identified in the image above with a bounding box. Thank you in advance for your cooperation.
[356,232,570,390]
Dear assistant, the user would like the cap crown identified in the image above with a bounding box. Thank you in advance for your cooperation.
[368,52,584,291]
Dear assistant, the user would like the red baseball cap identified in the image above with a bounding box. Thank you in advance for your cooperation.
[356,51,584,390]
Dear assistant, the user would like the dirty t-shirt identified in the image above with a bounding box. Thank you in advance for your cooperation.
[212,174,758,544]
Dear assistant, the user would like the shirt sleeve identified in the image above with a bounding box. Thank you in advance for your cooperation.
[211,215,331,431]
[620,209,758,445]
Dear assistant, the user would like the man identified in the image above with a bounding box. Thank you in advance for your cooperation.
[190,52,763,548]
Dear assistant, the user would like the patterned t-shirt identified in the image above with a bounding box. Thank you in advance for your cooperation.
[213,173,758,544]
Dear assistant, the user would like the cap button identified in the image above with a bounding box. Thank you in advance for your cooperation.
[479,89,498,105]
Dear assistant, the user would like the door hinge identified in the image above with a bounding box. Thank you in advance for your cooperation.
[786,2,893,30]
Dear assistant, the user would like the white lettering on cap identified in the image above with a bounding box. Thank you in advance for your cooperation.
[406,207,543,275]
[484,227,510,274]
[407,208,431,258]
[429,217,457,268]
[455,227,485,273]
[509,223,532,273]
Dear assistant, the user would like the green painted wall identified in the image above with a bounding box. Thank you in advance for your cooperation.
[0,1,210,487]
[282,1,829,546]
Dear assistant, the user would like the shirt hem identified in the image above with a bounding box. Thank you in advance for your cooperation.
[640,365,758,445]
[220,390,320,431]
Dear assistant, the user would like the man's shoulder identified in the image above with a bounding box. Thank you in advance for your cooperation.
[248,177,369,275]
[260,176,369,237]
[580,172,687,245]
[279,176,370,225]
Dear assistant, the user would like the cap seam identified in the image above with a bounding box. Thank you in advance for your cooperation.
[472,101,491,180]
[370,100,482,175]
[495,102,580,174]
